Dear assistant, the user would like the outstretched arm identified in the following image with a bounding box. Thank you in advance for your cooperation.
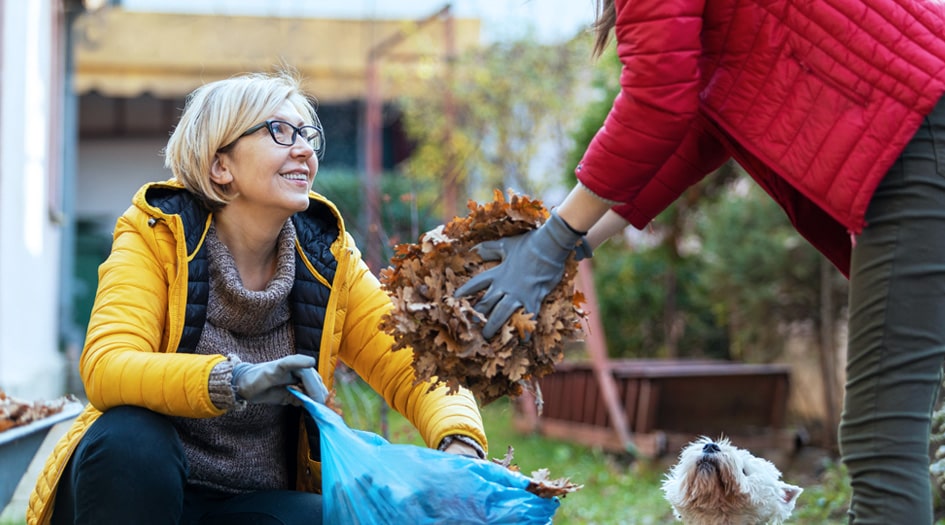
[554,184,614,234]
[586,210,631,250]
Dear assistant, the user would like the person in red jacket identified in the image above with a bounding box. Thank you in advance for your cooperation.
[456,0,945,522]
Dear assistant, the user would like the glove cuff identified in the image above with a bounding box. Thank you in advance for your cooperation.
[231,361,251,383]
[544,209,585,251]
[554,209,587,236]
[229,356,250,409]
[574,237,594,261]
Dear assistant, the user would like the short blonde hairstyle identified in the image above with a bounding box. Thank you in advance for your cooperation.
[163,69,318,209]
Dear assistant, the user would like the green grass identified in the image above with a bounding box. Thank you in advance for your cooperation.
[0,384,863,525]
[378,396,854,524]
[474,401,671,524]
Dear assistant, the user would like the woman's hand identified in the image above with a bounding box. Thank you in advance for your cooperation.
[454,210,587,338]
[231,354,317,405]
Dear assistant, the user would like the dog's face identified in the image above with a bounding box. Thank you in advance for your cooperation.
[662,436,802,525]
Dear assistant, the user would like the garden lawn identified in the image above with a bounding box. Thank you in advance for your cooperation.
[384,397,855,524]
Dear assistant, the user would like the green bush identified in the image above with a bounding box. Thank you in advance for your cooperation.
[313,169,443,267]
[589,242,727,359]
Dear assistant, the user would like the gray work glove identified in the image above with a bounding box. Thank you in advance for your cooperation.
[293,367,329,404]
[454,209,590,339]
[232,354,317,405]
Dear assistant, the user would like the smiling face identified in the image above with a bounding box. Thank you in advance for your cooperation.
[210,99,318,222]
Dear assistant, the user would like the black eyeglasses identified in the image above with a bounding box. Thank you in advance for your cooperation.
[220,119,325,158]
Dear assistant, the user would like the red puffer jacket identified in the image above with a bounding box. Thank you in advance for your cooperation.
[576,0,945,276]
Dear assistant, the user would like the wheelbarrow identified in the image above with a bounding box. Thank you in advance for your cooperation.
[0,401,83,510]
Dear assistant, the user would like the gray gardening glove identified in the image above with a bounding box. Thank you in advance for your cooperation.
[454,209,590,339]
[232,354,317,405]
[293,367,329,405]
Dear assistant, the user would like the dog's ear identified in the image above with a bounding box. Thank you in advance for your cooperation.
[781,483,803,506]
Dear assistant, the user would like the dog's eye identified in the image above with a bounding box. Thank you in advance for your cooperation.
[742,468,749,475]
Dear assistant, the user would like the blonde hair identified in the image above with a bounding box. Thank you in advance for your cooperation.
[592,0,616,58]
[163,69,318,209]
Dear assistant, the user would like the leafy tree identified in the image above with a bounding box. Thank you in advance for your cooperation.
[693,175,848,446]
[564,45,621,187]
[591,240,729,359]
[394,34,592,216]
[693,177,848,362]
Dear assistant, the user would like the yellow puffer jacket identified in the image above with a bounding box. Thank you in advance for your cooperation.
[26,180,487,525]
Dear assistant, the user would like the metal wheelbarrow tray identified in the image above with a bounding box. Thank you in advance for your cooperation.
[0,401,83,510]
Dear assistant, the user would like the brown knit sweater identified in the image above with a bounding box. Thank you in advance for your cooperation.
[171,220,298,494]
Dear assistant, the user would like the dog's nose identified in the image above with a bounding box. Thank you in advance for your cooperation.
[702,442,721,454]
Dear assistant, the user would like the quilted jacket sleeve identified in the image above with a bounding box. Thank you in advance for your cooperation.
[577,0,705,205]
[337,254,487,452]
[80,207,226,418]
[612,116,729,227]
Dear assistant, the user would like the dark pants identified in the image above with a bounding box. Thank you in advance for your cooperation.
[840,95,945,524]
[51,406,323,525]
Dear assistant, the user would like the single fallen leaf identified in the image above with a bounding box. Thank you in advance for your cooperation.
[526,468,584,499]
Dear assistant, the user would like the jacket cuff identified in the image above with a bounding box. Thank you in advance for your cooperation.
[576,181,623,206]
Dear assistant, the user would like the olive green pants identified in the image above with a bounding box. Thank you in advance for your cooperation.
[841,95,945,524]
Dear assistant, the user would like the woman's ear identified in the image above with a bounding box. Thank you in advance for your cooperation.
[210,154,233,185]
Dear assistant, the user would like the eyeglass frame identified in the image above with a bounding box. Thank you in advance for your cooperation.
[218,119,325,159]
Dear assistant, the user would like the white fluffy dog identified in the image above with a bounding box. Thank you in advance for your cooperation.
[662,436,802,525]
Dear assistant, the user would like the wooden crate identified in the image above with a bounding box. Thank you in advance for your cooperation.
[514,359,795,457]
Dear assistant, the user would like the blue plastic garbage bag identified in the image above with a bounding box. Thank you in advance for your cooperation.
[290,389,560,525]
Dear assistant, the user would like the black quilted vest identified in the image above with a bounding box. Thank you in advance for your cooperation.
[144,186,338,358]
[145,186,339,461]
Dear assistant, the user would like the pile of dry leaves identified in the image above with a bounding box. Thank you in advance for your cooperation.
[0,389,77,433]
[379,190,586,405]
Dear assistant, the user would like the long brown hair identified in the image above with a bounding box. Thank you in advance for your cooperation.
[591,0,616,58]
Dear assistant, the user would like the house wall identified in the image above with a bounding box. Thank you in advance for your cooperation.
[0,0,67,399]
[76,137,168,223]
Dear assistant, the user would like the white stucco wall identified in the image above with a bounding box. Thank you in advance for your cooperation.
[76,138,171,225]
[0,0,66,399]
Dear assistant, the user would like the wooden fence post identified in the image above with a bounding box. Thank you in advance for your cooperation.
[576,259,638,456]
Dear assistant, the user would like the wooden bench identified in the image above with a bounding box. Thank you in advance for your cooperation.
[513,359,796,457]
